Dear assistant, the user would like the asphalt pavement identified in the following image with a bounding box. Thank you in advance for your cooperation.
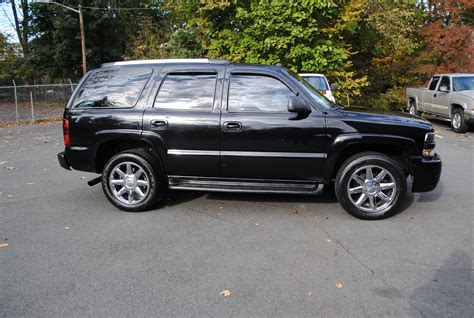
[0,120,472,317]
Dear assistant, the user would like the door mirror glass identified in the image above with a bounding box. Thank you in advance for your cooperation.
[288,96,311,119]
[330,82,339,91]
[439,85,449,93]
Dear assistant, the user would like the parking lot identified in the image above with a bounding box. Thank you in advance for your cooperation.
[0,120,472,317]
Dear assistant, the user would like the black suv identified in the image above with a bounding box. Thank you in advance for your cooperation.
[58,59,441,219]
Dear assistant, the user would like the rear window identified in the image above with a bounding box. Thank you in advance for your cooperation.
[73,67,152,108]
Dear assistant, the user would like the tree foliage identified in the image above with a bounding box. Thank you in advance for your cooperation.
[2,0,473,107]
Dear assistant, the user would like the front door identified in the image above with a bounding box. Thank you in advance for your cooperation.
[432,76,451,116]
[142,65,225,177]
[220,71,327,181]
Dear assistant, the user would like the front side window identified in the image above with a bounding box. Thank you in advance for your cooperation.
[154,73,217,111]
[429,76,440,90]
[73,67,152,108]
[228,74,295,112]
[438,76,451,91]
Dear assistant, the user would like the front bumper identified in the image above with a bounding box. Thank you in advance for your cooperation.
[57,151,71,170]
[411,153,442,192]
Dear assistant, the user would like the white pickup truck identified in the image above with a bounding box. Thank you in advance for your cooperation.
[406,74,474,133]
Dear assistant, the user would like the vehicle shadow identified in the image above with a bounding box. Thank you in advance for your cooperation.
[415,180,444,203]
[409,250,472,317]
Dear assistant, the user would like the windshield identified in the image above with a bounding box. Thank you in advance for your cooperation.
[453,76,474,91]
[302,76,329,91]
[287,71,335,109]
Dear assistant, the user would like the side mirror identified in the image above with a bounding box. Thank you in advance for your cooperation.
[330,82,339,91]
[288,96,311,119]
[439,85,449,93]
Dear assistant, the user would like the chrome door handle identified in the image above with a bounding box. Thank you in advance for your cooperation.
[150,120,167,128]
[224,121,242,131]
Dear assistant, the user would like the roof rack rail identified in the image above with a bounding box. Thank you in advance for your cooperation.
[101,58,230,67]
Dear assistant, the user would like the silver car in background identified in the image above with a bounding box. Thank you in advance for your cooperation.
[300,73,336,103]
[406,74,474,133]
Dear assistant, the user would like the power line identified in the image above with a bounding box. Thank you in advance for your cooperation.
[82,6,159,11]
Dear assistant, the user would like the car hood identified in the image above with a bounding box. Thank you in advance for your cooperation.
[340,108,432,129]
[455,90,474,98]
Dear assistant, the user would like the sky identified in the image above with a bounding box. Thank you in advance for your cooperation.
[1,1,20,43]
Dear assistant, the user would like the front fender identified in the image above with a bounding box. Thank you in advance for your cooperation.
[322,133,419,183]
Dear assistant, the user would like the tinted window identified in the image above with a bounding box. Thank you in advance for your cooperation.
[438,76,451,91]
[228,74,295,112]
[429,76,440,90]
[154,73,216,111]
[453,76,474,91]
[302,76,329,90]
[74,68,152,108]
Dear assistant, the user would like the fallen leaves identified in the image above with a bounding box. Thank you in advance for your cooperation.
[219,290,231,297]
[0,243,9,249]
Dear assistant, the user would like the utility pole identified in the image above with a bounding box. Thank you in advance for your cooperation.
[34,1,87,75]
[78,5,87,75]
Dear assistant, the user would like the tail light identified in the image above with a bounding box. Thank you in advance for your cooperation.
[321,89,327,95]
[63,119,70,146]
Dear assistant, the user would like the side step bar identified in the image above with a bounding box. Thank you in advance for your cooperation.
[168,176,325,195]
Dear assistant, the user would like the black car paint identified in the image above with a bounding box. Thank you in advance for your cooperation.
[59,62,441,193]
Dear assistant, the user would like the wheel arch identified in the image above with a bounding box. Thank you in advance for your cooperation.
[93,134,165,174]
[450,103,465,116]
[323,134,417,183]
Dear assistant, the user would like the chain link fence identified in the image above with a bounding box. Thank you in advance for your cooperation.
[0,81,77,124]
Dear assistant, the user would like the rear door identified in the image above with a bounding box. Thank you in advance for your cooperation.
[220,68,328,181]
[142,65,225,177]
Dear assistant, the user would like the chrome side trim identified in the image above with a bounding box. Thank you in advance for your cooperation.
[168,149,219,156]
[221,151,326,158]
[168,184,325,195]
[167,149,326,158]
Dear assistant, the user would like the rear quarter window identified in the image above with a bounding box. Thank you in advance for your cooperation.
[73,67,152,108]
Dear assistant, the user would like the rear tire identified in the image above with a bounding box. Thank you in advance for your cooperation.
[451,108,468,133]
[409,100,420,116]
[101,151,164,212]
[335,152,407,220]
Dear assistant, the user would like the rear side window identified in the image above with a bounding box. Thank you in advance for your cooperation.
[228,74,295,112]
[73,67,152,108]
[429,76,440,90]
[154,73,217,111]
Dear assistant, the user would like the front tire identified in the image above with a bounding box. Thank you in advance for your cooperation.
[102,151,162,212]
[451,108,468,133]
[335,152,407,220]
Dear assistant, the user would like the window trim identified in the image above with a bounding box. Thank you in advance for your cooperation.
[72,67,154,109]
[152,71,218,112]
[226,72,296,114]
[429,76,440,91]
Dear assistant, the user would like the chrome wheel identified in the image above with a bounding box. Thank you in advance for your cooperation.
[452,113,461,129]
[108,161,150,205]
[347,165,397,213]
[409,105,416,115]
